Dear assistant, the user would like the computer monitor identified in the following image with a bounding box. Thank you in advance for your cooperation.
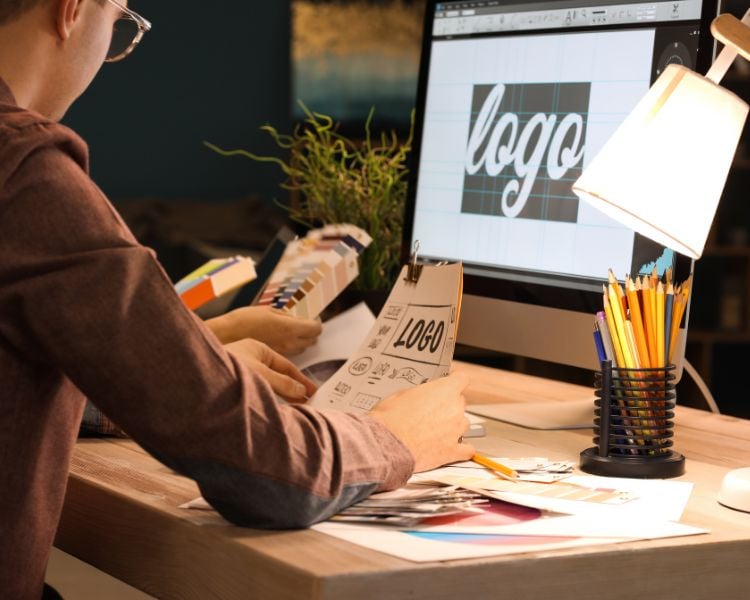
[403,0,717,381]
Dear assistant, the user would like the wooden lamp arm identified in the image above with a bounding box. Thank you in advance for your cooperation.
[707,10,750,84]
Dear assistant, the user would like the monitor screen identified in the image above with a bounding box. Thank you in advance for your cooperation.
[404,0,717,376]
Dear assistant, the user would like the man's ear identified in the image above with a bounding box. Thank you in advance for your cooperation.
[56,0,83,40]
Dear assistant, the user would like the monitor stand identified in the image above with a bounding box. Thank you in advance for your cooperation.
[467,398,595,430]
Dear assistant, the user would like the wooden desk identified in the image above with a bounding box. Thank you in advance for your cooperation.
[56,362,750,599]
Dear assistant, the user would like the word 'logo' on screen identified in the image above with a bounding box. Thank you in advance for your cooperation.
[462,82,591,223]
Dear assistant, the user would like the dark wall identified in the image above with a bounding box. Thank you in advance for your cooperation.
[63,1,291,203]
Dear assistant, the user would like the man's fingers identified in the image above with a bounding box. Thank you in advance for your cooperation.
[446,371,470,392]
[265,348,317,396]
[257,364,309,401]
[272,310,323,339]
[296,318,323,338]
[424,371,470,395]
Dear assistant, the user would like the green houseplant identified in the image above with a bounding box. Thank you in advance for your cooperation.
[205,103,413,291]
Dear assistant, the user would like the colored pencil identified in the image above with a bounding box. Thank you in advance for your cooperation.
[664,283,674,366]
[626,277,651,368]
[603,288,627,369]
[471,453,518,482]
[641,277,659,367]
[596,311,618,366]
[608,283,634,368]
[594,325,607,362]
[609,269,628,316]
[656,282,665,368]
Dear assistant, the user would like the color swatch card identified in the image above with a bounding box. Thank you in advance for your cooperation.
[176,256,256,311]
[309,261,463,415]
[255,224,372,319]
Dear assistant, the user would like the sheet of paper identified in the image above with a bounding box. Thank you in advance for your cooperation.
[414,508,707,539]
[487,475,693,522]
[312,488,706,562]
[417,470,633,500]
[312,521,628,562]
[309,263,462,415]
[399,495,706,539]
[413,463,695,521]
[452,475,693,522]
[291,302,375,386]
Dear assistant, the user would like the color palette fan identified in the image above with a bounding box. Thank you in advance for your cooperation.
[255,224,372,319]
[176,256,256,311]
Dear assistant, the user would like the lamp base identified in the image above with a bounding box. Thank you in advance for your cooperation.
[718,467,750,513]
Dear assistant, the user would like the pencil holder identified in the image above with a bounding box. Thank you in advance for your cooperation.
[580,360,685,478]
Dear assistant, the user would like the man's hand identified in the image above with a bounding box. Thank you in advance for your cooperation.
[208,306,322,356]
[369,373,475,472]
[224,338,317,402]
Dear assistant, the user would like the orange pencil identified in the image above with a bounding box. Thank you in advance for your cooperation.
[635,277,646,314]
[626,277,651,368]
[669,291,685,364]
[608,283,634,368]
[682,275,693,306]
[650,266,659,289]
[669,276,692,363]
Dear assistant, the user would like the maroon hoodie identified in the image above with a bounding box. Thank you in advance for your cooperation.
[0,79,413,599]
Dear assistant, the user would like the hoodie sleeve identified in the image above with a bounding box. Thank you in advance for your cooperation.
[0,133,414,528]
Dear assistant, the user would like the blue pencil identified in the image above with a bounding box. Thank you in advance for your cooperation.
[593,327,607,363]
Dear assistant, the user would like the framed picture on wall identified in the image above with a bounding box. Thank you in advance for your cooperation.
[292,0,425,133]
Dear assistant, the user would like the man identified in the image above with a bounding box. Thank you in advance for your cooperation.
[80,305,324,435]
[0,1,475,597]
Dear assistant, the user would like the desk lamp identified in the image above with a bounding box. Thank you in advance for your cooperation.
[573,10,750,512]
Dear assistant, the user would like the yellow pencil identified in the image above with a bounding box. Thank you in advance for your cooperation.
[641,277,659,367]
[625,320,642,368]
[604,286,641,449]
[603,288,626,369]
[609,269,627,316]
[656,282,665,368]
[682,275,693,307]
[471,453,518,481]
[668,276,692,364]
[626,278,651,368]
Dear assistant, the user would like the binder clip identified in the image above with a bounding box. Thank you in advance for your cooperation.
[405,241,424,284]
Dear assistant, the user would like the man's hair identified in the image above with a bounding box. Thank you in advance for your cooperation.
[0,0,49,26]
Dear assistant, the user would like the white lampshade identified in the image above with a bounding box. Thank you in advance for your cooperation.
[573,64,749,259]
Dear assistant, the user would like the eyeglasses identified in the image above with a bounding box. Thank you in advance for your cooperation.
[104,0,152,63]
